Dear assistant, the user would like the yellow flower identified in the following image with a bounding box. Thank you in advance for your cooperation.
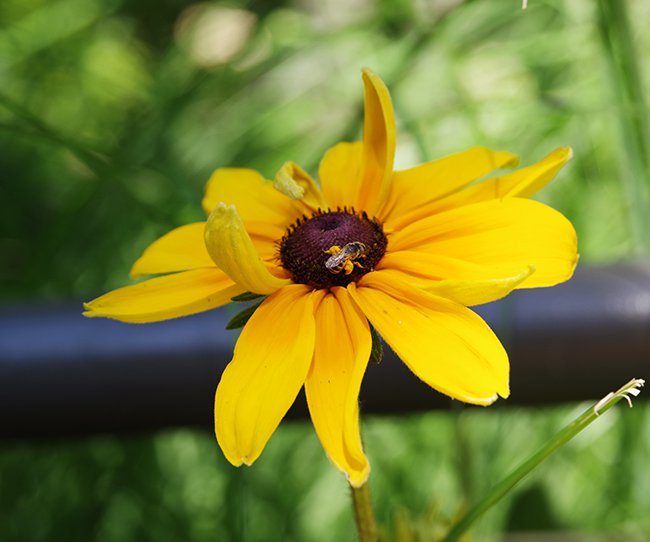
[84,69,578,487]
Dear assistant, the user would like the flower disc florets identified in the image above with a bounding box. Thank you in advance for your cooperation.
[279,208,387,289]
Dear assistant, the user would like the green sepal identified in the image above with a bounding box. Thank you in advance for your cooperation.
[226,300,264,330]
[369,325,383,365]
[230,292,265,303]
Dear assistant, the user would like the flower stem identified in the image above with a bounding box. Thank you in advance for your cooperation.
[441,378,645,542]
[350,482,379,542]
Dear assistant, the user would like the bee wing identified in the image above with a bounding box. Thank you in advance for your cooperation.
[325,251,345,270]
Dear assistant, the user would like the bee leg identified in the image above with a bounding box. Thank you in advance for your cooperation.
[353,261,365,270]
[324,245,342,255]
[343,260,355,275]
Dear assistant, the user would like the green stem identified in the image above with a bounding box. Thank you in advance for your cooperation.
[351,482,379,542]
[441,378,645,542]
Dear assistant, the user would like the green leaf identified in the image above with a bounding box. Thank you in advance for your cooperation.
[230,292,265,303]
[369,325,383,365]
[226,301,264,330]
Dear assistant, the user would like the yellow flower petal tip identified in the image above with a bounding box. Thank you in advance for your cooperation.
[502,265,536,291]
[129,266,146,280]
[82,268,242,323]
[273,161,326,208]
[467,393,499,406]
[83,301,110,319]
[215,286,316,467]
[361,68,392,112]
[274,162,306,200]
[497,148,521,168]
[81,301,108,319]
[223,454,258,468]
[207,201,235,225]
[543,146,573,168]
[360,67,381,82]
[358,67,396,214]
[323,447,370,486]
[204,203,290,295]
[346,467,370,488]
[457,382,510,406]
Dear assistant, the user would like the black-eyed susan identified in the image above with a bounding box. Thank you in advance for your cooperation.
[84,69,578,488]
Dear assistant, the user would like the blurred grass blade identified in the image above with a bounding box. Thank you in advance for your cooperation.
[0,91,107,175]
[0,0,122,72]
[596,0,650,254]
[441,378,645,542]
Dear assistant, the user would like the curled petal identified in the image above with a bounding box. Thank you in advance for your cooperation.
[357,68,396,214]
[215,285,318,466]
[83,268,243,323]
[306,288,370,487]
[349,274,509,405]
[204,203,291,295]
[274,161,327,210]
[130,223,214,278]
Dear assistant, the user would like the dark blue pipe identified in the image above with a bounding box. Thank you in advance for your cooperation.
[1,263,648,440]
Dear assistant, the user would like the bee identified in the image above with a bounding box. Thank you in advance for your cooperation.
[324,242,368,275]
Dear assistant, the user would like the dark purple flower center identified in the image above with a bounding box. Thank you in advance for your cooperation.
[279,208,387,289]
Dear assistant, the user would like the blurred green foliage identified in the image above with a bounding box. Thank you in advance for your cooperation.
[1,0,649,539]
[2,407,649,541]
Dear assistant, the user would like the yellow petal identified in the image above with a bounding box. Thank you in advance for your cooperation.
[215,285,318,466]
[437,147,573,212]
[274,161,327,210]
[391,148,573,227]
[376,256,535,306]
[204,203,291,294]
[356,68,396,214]
[349,274,509,405]
[83,268,243,323]
[381,147,519,227]
[319,141,364,209]
[305,288,370,487]
[388,198,578,289]
[130,223,215,278]
[202,168,300,229]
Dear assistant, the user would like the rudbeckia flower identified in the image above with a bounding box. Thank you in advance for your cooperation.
[84,69,578,487]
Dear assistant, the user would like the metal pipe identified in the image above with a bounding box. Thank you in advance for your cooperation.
[1,263,649,440]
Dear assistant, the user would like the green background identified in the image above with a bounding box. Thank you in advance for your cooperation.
[1,0,649,539]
